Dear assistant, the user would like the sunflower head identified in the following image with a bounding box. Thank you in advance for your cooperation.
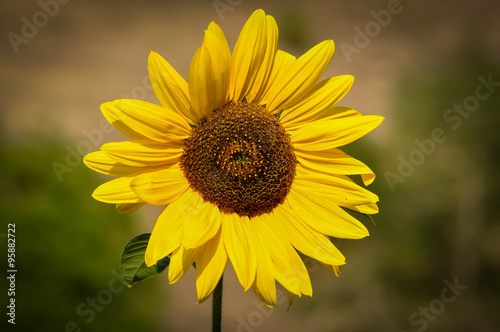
[180,100,296,218]
[84,9,383,308]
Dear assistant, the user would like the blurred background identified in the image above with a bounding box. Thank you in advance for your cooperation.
[1,0,499,331]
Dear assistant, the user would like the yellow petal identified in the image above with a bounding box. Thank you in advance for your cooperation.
[188,26,230,120]
[101,99,191,143]
[253,214,311,297]
[167,247,182,283]
[92,177,142,204]
[230,10,264,101]
[101,140,182,167]
[247,220,276,307]
[289,106,362,125]
[271,206,346,266]
[207,21,231,55]
[84,151,160,177]
[148,51,195,124]
[346,203,379,215]
[294,166,379,207]
[231,9,275,102]
[260,50,295,107]
[168,245,199,284]
[130,165,189,206]
[286,189,369,239]
[292,115,384,151]
[116,203,145,214]
[222,214,256,291]
[145,190,202,266]
[196,229,227,304]
[181,199,222,249]
[266,40,335,112]
[280,75,354,129]
[251,262,276,308]
[294,148,375,186]
[245,15,278,103]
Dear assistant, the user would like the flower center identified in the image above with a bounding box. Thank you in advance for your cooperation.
[180,101,296,218]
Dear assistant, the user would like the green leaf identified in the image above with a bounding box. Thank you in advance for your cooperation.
[120,233,170,287]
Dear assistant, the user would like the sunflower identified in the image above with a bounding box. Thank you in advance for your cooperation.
[84,9,383,307]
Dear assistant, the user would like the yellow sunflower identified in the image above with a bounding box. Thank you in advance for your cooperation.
[84,9,383,307]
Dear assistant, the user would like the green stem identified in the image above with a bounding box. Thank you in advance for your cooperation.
[212,275,223,332]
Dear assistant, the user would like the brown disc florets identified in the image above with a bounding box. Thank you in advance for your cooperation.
[180,101,296,218]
